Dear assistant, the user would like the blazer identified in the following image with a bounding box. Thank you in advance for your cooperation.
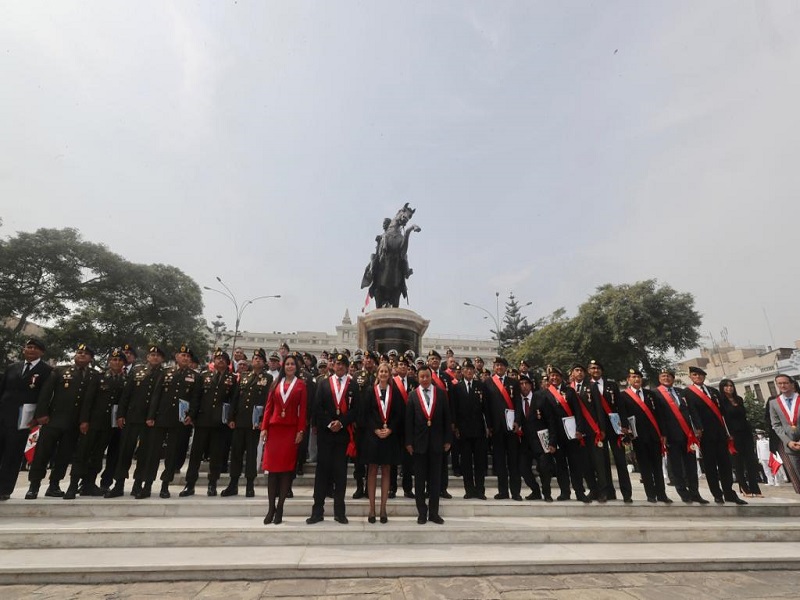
[516,392,558,454]
[451,377,489,439]
[190,369,238,428]
[149,366,202,428]
[312,374,358,445]
[405,385,452,454]
[769,395,800,455]
[653,385,700,447]
[36,365,100,430]
[572,381,606,440]
[262,377,307,434]
[541,384,588,444]
[619,387,664,446]
[484,374,521,436]
[682,384,728,442]
[230,369,272,429]
[80,370,126,429]
[361,382,403,435]
[0,359,53,428]
[118,364,164,424]
[589,378,626,432]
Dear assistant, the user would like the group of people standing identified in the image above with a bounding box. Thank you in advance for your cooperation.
[1,337,798,525]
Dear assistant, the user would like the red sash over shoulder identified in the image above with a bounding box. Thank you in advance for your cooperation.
[492,375,514,410]
[624,388,666,455]
[692,385,736,455]
[657,386,699,452]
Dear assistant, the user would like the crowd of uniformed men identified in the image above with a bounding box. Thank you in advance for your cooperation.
[0,337,760,510]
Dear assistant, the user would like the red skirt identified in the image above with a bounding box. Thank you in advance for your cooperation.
[262,424,298,473]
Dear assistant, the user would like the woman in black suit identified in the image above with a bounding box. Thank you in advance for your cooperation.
[719,379,762,497]
[361,363,402,523]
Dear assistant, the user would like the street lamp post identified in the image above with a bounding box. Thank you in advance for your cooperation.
[203,276,281,356]
[464,296,502,355]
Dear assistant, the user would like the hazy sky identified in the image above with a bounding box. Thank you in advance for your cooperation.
[2,1,799,351]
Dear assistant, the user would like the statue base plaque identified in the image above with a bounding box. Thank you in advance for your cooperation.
[357,308,429,356]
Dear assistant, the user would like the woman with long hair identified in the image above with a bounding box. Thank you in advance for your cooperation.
[361,362,403,523]
[261,353,307,524]
[719,378,762,497]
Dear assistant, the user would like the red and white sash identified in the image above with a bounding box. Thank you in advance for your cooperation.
[624,388,666,454]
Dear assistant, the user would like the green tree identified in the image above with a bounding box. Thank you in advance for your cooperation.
[511,308,576,371]
[743,389,767,431]
[494,292,535,354]
[0,227,206,363]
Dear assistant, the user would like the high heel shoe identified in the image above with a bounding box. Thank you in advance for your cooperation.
[380,511,388,524]
[263,507,275,525]
[368,512,376,524]
[273,507,283,525]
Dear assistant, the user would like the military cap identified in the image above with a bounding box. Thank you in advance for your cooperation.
[427,349,442,359]
[387,349,398,358]
[268,351,281,361]
[659,366,676,376]
[253,348,267,361]
[404,349,416,361]
[509,368,520,376]
[493,356,509,367]
[25,338,46,352]
[627,368,643,377]
[415,357,426,366]
[75,343,95,357]
[343,348,351,357]
[689,366,707,376]
[189,351,200,364]
[279,342,290,351]
[122,343,137,358]
[587,359,604,371]
[147,345,166,357]
[317,357,328,367]
[546,365,564,376]
[474,356,484,363]
[519,359,531,368]
[333,352,350,366]
[352,353,363,364]
[455,364,461,372]
[397,355,410,366]
[462,358,475,369]
[445,347,454,356]
[177,343,192,355]
[364,350,379,362]
[571,363,587,372]
[214,348,231,364]
[109,347,128,364]
[519,373,533,384]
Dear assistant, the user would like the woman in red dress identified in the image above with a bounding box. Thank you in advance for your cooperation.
[260,353,306,524]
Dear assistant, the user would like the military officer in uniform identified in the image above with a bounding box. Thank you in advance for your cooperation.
[570,364,608,502]
[68,348,127,498]
[484,356,522,500]
[0,338,52,500]
[26,344,100,499]
[451,359,489,499]
[105,346,165,498]
[518,373,558,501]
[142,344,202,498]
[99,342,136,491]
[180,348,238,497]
[223,348,272,497]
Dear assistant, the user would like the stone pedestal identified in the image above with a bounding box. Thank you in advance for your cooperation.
[357,308,429,356]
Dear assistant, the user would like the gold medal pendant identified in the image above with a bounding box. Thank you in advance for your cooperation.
[64,383,69,389]
[427,420,431,427]
[336,409,340,415]
[281,410,286,418]
[597,441,604,448]
[383,422,387,429]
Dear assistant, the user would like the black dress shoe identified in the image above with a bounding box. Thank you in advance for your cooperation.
[494,493,509,500]
[623,497,633,504]
[368,514,376,524]
[135,486,151,499]
[544,496,553,503]
[220,485,238,497]
[160,485,171,499]
[63,486,78,500]
[273,508,283,525]
[440,491,452,499]
[525,492,542,501]
[463,492,474,499]
[264,508,275,525]
[334,515,349,524]
[512,495,523,501]
[25,487,39,500]
[81,485,104,497]
[403,492,415,499]
[131,481,143,497]
[681,496,693,504]
[693,495,710,505]
[429,515,444,524]
[597,495,608,504]
[577,495,592,504]
[179,485,195,497]
[104,486,124,499]
[306,514,324,524]
[657,496,674,504]
[352,488,366,499]
[0,494,9,501]
[556,494,570,501]
[388,490,396,499]
[44,485,65,498]
[380,512,388,524]
[417,515,427,525]
[245,483,255,498]
[730,496,748,505]
[207,484,217,497]
[714,497,725,504]
[476,494,487,500]
[646,497,657,503]
[287,489,293,498]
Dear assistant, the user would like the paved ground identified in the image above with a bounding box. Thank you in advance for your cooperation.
[2,571,798,599]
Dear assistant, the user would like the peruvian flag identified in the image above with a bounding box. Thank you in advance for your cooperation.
[24,426,39,464]
[769,452,783,475]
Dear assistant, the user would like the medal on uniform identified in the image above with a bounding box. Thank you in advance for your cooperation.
[331,375,349,417]
[375,384,392,431]
[596,440,604,448]
[279,377,298,419]
[64,382,69,389]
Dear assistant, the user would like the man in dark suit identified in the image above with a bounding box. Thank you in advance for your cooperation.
[427,349,454,499]
[26,343,100,499]
[587,359,631,502]
[0,338,52,500]
[517,374,558,501]
[541,366,591,503]
[653,367,707,504]
[682,366,746,505]
[570,364,608,502]
[405,365,452,524]
[619,368,672,503]
[484,356,522,500]
[451,359,489,499]
[307,353,359,524]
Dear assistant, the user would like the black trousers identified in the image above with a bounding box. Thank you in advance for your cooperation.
[603,437,632,500]
[554,439,587,498]
[414,450,442,518]
[72,427,112,481]
[28,425,78,486]
[700,436,735,499]
[732,433,762,495]
[440,447,450,492]
[312,439,348,518]
[584,436,608,497]
[0,423,30,495]
[666,441,699,499]
[519,445,554,498]
[492,430,521,497]
[390,451,414,494]
[185,426,226,486]
[632,439,666,499]
[114,422,151,483]
[144,425,187,485]
[174,425,192,472]
[100,427,121,488]
[459,435,487,496]
[229,427,260,481]
[450,435,461,474]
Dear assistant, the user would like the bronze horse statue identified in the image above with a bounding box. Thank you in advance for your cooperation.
[361,203,421,308]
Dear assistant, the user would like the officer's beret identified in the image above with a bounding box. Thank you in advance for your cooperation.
[628,368,643,377]
[76,343,95,357]
[214,348,231,364]
[109,347,128,364]
[148,345,166,357]
[427,349,442,359]
[571,363,587,372]
[546,365,564,377]
[178,343,192,355]
[253,348,267,362]
[519,373,533,384]
[660,367,676,376]
[279,342,290,351]
[334,352,350,366]
[365,350,379,361]
[462,359,475,369]
[588,359,604,371]
[494,356,509,367]
[397,355,409,366]
[122,343,137,358]
[25,338,46,352]
[689,366,707,376]
[519,359,530,368]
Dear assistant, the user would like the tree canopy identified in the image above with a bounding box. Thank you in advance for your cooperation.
[494,292,535,354]
[0,227,207,363]
[511,280,702,381]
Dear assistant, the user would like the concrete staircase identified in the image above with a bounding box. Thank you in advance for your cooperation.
[2,464,800,583]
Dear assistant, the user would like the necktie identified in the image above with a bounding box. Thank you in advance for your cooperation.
[669,387,680,407]
[787,396,794,412]
[525,397,530,418]
[22,362,31,376]
[637,389,643,401]
[466,381,471,394]
[423,387,430,408]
